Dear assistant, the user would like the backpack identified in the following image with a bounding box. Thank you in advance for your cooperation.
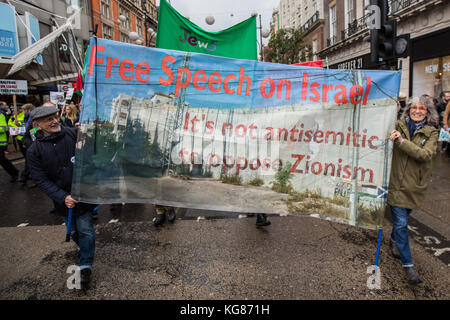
[32,128,77,159]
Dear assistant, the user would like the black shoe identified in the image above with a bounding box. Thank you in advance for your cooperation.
[80,268,91,285]
[17,176,27,184]
[390,238,401,259]
[404,267,421,284]
[92,211,98,220]
[10,175,18,182]
[167,208,176,223]
[153,213,166,226]
[256,213,271,227]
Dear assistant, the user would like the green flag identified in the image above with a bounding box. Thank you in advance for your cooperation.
[156,0,257,60]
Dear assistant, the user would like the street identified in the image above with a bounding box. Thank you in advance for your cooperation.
[0,149,449,300]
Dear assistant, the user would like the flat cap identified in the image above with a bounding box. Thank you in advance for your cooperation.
[30,106,59,121]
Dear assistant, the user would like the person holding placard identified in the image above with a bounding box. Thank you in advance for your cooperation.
[0,101,19,182]
[388,96,439,284]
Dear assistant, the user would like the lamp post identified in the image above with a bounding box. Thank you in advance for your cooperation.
[255,13,270,61]
[148,27,156,47]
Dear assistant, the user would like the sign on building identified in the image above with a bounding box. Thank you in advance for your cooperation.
[0,3,20,57]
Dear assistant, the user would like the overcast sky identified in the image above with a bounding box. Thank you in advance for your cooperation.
[155,0,280,45]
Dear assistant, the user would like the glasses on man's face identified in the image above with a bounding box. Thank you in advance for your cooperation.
[410,105,427,112]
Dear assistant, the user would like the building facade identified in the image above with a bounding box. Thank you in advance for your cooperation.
[270,0,325,62]
[318,0,450,97]
[0,0,92,103]
[91,0,157,46]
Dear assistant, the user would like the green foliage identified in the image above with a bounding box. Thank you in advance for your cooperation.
[220,174,243,185]
[270,162,294,194]
[247,177,264,186]
[265,28,313,64]
[289,188,322,201]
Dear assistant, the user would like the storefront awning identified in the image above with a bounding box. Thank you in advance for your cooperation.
[0,58,14,78]
[6,13,77,77]
[30,72,78,86]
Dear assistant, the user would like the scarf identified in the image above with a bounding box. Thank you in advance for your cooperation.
[405,116,426,139]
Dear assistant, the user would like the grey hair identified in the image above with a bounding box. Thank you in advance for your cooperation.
[21,103,35,113]
[400,96,439,126]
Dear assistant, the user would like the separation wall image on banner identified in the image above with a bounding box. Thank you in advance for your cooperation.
[73,38,401,230]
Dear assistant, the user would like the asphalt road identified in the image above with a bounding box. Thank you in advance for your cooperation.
[0,151,449,300]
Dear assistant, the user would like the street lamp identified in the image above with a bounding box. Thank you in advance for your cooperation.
[129,31,139,41]
[205,15,215,25]
[148,29,156,47]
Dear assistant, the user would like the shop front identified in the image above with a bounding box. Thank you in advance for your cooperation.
[328,53,375,70]
[410,27,450,98]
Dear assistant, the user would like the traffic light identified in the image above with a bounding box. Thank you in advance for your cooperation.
[377,19,397,61]
[364,0,399,65]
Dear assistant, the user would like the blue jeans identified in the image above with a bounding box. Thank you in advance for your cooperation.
[390,206,413,267]
[63,211,96,270]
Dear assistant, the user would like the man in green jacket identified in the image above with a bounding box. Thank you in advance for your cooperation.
[388,96,439,284]
[0,101,19,181]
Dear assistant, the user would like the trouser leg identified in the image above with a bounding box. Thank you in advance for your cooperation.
[390,206,413,267]
[0,146,19,178]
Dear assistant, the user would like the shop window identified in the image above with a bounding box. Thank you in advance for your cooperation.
[413,55,450,98]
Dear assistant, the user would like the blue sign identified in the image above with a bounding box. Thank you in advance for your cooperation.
[26,12,42,64]
[0,3,19,57]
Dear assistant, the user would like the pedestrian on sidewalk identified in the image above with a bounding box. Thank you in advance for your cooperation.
[27,104,97,287]
[0,101,19,182]
[60,103,79,128]
[17,103,36,184]
[388,96,439,285]
[442,98,450,157]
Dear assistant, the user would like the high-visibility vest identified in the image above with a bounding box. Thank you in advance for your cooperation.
[8,112,25,141]
[0,112,8,146]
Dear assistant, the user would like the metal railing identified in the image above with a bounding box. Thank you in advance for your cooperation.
[389,0,428,14]
[327,35,337,47]
[300,11,320,33]
[341,13,371,40]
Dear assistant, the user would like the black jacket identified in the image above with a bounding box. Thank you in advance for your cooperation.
[27,126,96,216]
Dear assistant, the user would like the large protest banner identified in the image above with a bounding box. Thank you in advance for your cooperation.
[73,37,401,229]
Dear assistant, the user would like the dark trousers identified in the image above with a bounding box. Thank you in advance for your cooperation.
[0,145,19,178]
[17,140,30,180]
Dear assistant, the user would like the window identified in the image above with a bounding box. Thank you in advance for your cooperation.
[103,24,112,40]
[413,56,450,98]
[120,32,130,43]
[119,6,130,29]
[312,38,318,60]
[329,4,337,45]
[136,17,142,36]
[101,0,110,19]
[347,0,354,25]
